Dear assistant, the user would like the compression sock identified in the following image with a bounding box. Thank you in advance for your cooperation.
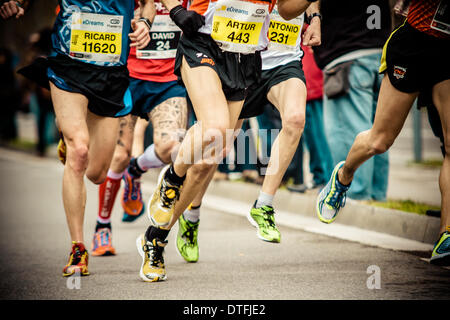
[98,169,122,224]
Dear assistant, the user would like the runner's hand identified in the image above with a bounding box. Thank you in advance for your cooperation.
[169,5,205,38]
[0,1,24,19]
[129,19,151,49]
[302,17,321,46]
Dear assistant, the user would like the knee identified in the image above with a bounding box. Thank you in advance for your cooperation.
[86,170,107,185]
[65,136,89,175]
[367,132,393,156]
[203,121,229,144]
[155,139,178,164]
[113,145,132,168]
[283,112,305,136]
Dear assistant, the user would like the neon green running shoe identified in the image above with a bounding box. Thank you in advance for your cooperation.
[176,214,199,262]
[247,202,281,243]
[430,228,450,266]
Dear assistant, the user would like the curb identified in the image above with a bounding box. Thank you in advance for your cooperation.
[204,179,441,245]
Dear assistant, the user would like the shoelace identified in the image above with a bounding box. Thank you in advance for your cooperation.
[100,229,110,247]
[160,179,180,208]
[326,186,346,210]
[145,241,164,267]
[182,223,197,246]
[261,207,276,229]
[130,178,141,201]
[71,247,82,265]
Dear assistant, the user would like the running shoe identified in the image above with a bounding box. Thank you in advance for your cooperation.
[136,233,167,282]
[316,161,350,224]
[176,213,199,262]
[57,134,66,165]
[247,202,281,243]
[430,228,450,266]
[91,228,116,256]
[148,165,182,227]
[62,242,89,277]
[122,168,145,222]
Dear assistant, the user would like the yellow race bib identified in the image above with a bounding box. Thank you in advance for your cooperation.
[267,6,303,52]
[70,12,123,63]
[211,0,269,54]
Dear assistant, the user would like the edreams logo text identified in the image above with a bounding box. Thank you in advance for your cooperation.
[218,5,249,15]
[82,19,104,26]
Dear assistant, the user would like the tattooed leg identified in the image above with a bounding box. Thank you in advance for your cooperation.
[133,97,188,172]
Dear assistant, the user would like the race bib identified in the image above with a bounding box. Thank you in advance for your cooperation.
[267,6,303,52]
[137,15,181,59]
[431,0,450,35]
[211,0,269,54]
[69,12,123,63]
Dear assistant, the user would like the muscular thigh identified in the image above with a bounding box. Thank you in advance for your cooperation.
[49,82,89,144]
[267,77,307,120]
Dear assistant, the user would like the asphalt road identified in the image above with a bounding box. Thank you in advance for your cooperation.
[0,150,449,300]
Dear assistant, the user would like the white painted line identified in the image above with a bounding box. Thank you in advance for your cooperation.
[1,148,433,253]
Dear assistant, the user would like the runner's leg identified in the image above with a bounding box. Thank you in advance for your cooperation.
[431,79,450,234]
[262,78,307,199]
[338,76,418,185]
[132,118,149,157]
[50,82,89,243]
[85,111,120,184]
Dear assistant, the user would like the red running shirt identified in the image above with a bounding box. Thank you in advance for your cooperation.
[127,0,184,82]
[407,0,450,38]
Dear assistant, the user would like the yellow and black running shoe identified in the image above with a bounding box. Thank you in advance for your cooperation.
[62,241,90,277]
[136,234,167,282]
[148,165,182,227]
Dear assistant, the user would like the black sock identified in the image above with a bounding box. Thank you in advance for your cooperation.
[164,164,186,185]
[96,221,111,231]
[191,204,201,210]
[128,158,146,177]
[145,225,170,242]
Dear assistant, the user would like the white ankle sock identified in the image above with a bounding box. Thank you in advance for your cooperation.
[136,144,165,170]
[255,191,274,208]
[183,205,200,223]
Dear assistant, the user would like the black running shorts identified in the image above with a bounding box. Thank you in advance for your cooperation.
[174,33,262,102]
[239,59,306,119]
[18,54,131,118]
[379,22,450,93]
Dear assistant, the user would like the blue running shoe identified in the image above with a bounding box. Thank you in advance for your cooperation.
[430,228,450,266]
[316,161,350,224]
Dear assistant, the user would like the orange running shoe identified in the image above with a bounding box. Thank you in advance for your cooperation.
[57,134,66,165]
[122,169,145,222]
[62,242,90,277]
[91,228,116,256]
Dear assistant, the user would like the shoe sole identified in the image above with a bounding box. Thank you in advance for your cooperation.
[91,248,116,256]
[246,210,280,243]
[430,252,450,266]
[147,165,171,228]
[135,235,167,282]
[62,268,90,277]
[122,203,145,222]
